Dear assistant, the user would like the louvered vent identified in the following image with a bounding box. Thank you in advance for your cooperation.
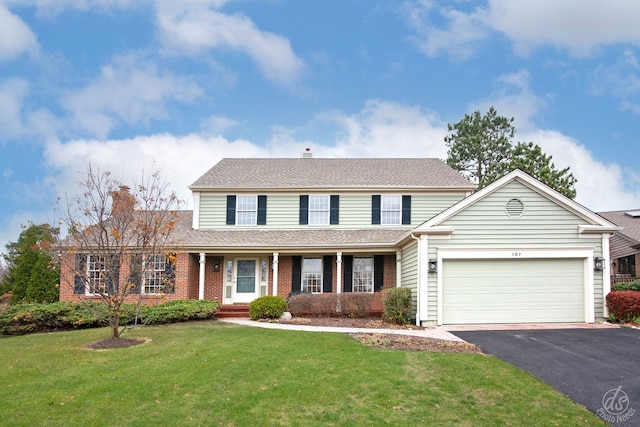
[505,199,524,218]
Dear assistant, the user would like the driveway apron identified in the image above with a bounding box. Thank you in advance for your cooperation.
[452,328,640,426]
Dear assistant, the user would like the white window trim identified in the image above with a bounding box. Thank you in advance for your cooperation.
[308,195,330,226]
[381,195,402,225]
[142,254,167,295]
[85,254,108,296]
[302,257,323,293]
[352,256,374,293]
[236,195,258,226]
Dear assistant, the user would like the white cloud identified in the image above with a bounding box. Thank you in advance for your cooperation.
[200,115,239,135]
[155,1,305,85]
[523,130,640,211]
[62,53,202,139]
[0,78,30,140]
[314,99,448,158]
[43,133,269,208]
[590,49,640,114]
[402,0,489,60]
[404,0,640,59]
[471,69,549,132]
[0,4,39,61]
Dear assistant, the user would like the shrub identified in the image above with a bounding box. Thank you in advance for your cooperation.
[383,288,414,325]
[606,291,640,323]
[141,300,220,325]
[0,299,221,335]
[287,293,375,318]
[249,296,287,320]
[612,280,640,292]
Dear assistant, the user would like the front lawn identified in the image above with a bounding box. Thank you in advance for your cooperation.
[0,321,605,426]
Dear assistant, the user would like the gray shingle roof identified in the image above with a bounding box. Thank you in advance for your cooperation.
[189,158,473,190]
[170,211,410,249]
[598,210,640,244]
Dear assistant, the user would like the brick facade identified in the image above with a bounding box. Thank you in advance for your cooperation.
[60,251,397,311]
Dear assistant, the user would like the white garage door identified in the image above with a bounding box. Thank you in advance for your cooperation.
[442,258,585,324]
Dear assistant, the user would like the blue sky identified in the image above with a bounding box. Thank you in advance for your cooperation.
[1,0,640,253]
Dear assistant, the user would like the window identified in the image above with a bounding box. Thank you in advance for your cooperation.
[381,195,401,225]
[302,258,323,293]
[353,257,374,293]
[236,195,257,226]
[87,255,108,295]
[139,253,176,294]
[143,254,166,294]
[619,255,636,277]
[309,195,329,225]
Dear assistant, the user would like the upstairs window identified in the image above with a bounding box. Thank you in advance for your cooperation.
[309,195,329,225]
[236,195,257,226]
[226,195,267,226]
[381,195,402,225]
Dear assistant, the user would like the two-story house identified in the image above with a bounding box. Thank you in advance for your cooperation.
[60,156,618,325]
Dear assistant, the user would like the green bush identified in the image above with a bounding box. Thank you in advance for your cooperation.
[141,300,219,325]
[249,296,287,320]
[0,299,221,335]
[382,288,414,325]
[286,293,375,318]
[612,280,640,292]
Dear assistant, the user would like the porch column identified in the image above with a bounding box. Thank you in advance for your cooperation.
[272,252,279,297]
[396,250,402,287]
[336,252,342,293]
[198,253,206,300]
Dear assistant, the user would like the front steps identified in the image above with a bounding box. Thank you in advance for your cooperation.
[216,304,250,319]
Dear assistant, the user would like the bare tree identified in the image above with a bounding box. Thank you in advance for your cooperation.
[58,166,184,339]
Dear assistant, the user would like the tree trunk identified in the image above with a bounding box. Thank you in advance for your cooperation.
[111,311,120,339]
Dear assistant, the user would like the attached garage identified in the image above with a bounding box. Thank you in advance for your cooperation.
[442,258,586,324]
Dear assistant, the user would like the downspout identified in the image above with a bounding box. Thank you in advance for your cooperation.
[410,233,421,326]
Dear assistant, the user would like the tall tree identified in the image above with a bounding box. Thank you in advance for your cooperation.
[1,223,60,303]
[445,106,514,190]
[58,166,184,339]
[445,107,577,198]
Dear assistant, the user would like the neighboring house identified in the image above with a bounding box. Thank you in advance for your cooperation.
[597,210,640,283]
[60,157,619,325]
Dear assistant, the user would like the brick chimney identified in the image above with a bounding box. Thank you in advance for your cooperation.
[110,186,135,215]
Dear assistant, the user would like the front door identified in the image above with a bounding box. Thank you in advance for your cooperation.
[234,258,259,303]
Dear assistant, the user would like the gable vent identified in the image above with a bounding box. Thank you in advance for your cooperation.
[505,199,525,218]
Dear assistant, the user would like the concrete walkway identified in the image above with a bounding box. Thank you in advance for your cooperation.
[219,318,464,341]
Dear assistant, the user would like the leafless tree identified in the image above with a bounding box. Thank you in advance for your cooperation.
[58,165,184,338]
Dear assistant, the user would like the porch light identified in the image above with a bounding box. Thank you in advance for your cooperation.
[428,259,437,273]
[594,257,605,271]
[213,259,220,272]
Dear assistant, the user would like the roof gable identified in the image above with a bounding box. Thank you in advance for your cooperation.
[189,158,474,191]
[414,169,619,232]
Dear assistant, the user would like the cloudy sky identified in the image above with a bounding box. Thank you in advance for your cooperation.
[1,0,640,252]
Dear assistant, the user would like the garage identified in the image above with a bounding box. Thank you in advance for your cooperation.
[442,258,585,324]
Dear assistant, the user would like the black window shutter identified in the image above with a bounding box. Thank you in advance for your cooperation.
[73,254,87,294]
[226,195,236,225]
[257,195,267,225]
[129,254,142,294]
[107,255,120,294]
[372,195,381,225]
[299,195,308,225]
[374,255,385,292]
[330,195,339,225]
[343,255,353,292]
[323,255,333,293]
[291,256,302,293]
[164,253,176,293]
[402,195,411,225]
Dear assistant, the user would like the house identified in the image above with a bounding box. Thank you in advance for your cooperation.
[597,210,640,284]
[60,156,619,325]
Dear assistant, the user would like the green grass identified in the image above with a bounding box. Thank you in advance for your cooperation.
[0,321,606,426]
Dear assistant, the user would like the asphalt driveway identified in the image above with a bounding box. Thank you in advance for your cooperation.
[452,328,640,426]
